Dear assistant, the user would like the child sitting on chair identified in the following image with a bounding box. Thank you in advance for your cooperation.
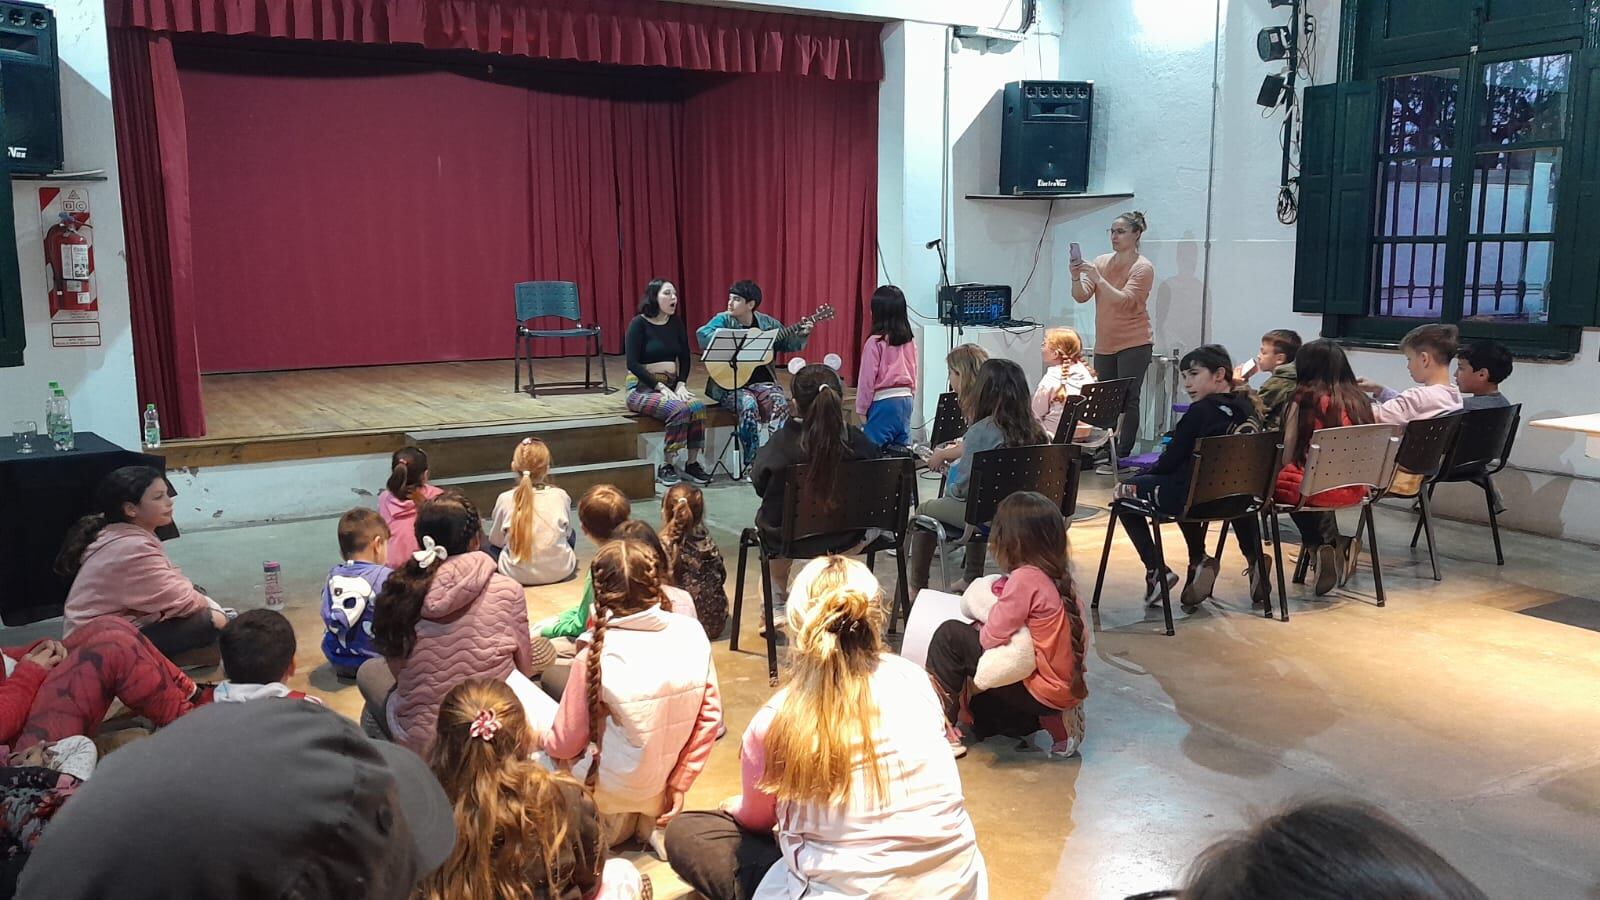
[1357,323,1463,425]
[1456,340,1514,410]
[1235,328,1301,428]
[1032,326,1095,441]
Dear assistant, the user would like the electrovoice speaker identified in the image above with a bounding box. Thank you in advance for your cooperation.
[999,80,1092,195]
[938,283,1012,327]
[0,0,61,175]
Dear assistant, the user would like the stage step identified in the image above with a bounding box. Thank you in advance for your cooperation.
[433,459,657,510]
[407,417,639,479]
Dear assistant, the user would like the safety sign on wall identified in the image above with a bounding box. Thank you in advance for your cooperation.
[39,187,100,348]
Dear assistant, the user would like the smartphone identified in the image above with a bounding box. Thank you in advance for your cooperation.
[1069,241,1083,267]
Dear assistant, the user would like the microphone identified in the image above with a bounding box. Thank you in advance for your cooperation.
[924,237,943,250]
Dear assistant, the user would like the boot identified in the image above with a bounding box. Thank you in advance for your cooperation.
[907,530,937,598]
[962,539,988,585]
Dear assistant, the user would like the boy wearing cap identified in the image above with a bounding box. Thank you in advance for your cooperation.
[18,701,456,899]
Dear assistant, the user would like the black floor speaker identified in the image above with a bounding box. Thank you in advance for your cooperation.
[999,80,1092,195]
[0,0,61,175]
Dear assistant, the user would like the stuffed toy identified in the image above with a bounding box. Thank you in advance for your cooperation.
[959,574,1035,690]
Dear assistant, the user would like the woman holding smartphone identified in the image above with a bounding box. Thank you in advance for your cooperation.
[1070,211,1155,474]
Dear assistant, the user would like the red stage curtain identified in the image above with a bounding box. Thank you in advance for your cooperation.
[109,30,208,438]
[109,0,882,82]
[678,74,878,381]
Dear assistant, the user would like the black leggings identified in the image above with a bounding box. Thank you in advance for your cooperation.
[1289,510,1341,548]
[1117,511,1263,571]
[926,619,1056,739]
[664,811,783,900]
[138,610,221,665]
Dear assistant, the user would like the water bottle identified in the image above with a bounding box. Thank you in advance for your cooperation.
[263,561,284,611]
[142,403,161,449]
[47,388,74,451]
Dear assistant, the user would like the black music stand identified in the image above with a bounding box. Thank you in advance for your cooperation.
[702,327,777,481]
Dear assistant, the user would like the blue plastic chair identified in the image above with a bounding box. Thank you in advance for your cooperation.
[514,281,611,396]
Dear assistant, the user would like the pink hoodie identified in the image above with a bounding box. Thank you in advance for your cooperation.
[379,484,443,569]
[387,550,532,756]
[855,336,919,417]
[62,523,210,637]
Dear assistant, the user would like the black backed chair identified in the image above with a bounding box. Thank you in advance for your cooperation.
[928,391,968,498]
[730,457,915,685]
[1277,424,1402,606]
[1379,412,1464,581]
[1091,430,1286,634]
[910,443,1082,592]
[513,281,610,396]
[1051,395,1088,445]
[1063,377,1137,474]
[1410,404,1520,566]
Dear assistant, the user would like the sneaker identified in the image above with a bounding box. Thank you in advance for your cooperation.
[1181,557,1219,611]
[1094,461,1116,476]
[1338,535,1361,585]
[1248,555,1272,609]
[1144,567,1179,608]
[647,827,669,861]
[1020,728,1082,759]
[1314,544,1340,596]
[656,463,681,486]
[948,722,974,759]
[683,461,713,485]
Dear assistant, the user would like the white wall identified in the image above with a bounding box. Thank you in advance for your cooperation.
[0,0,138,450]
[1053,0,1600,545]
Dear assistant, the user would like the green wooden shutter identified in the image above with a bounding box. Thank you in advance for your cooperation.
[1550,50,1600,327]
[1328,82,1381,315]
[1293,84,1339,313]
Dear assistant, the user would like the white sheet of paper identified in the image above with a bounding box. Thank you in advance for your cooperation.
[507,668,559,734]
[899,588,973,668]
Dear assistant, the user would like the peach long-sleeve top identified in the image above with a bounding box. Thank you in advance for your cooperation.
[1073,252,1155,355]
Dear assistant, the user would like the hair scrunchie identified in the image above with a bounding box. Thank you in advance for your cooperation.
[469,709,500,742]
[413,535,449,569]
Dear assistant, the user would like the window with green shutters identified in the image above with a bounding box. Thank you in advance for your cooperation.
[1297,0,1600,356]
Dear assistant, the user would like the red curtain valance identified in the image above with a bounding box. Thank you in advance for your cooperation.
[106,0,884,81]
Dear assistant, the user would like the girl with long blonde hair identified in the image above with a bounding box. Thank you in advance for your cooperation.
[541,540,721,859]
[486,437,578,587]
[420,679,648,900]
[664,557,987,900]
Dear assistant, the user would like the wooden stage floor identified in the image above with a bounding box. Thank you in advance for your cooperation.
[195,357,636,442]
[163,357,765,469]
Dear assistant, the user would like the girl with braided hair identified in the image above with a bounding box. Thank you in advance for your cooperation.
[664,556,987,900]
[541,540,721,858]
[926,491,1089,759]
[421,679,648,900]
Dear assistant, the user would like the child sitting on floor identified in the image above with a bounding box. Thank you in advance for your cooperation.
[537,484,631,644]
[1358,323,1463,424]
[379,446,444,569]
[541,540,722,859]
[613,520,698,621]
[1032,326,1095,441]
[659,483,729,641]
[485,437,577,587]
[321,508,391,680]
[1456,339,1514,410]
[925,491,1087,759]
[419,679,648,900]
[206,609,321,705]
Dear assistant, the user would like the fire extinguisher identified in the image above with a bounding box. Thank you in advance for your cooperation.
[44,212,93,315]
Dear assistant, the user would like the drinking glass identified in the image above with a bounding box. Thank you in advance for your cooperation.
[11,420,37,454]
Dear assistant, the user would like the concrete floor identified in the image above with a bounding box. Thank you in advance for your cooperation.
[34,471,1599,899]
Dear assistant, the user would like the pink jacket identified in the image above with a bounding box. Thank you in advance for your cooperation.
[1373,383,1463,426]
[388,551,531,756]
[62,523,210,638]
[855,337,919,417]
[379,484,443,569]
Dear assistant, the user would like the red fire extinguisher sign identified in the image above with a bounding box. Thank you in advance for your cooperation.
[39,187,100,348]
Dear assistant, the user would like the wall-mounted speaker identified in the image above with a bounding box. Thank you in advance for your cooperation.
[999,80,1093,195]
[0,0,61,175]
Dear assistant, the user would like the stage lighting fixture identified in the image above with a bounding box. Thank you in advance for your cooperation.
[1257,26,1290,61]
[1256,74,1287,109]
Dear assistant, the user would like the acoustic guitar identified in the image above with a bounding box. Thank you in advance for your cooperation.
[705,305,836,391]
